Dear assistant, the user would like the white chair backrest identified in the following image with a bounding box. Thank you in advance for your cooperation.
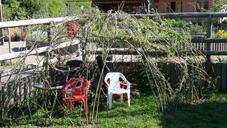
[104,72,130,91]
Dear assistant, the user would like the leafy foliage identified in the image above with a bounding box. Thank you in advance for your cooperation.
[66,0,92,15]
[2,0,92,20]
[19,0,42,18]
[211,0,227,12]
[2,0,27,20]
[190,24,206,35]
[165,19,191,28]
[215,29,227,38]
[48,0,67,17]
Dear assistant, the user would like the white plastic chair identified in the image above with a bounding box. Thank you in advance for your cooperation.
[104,72,130,108]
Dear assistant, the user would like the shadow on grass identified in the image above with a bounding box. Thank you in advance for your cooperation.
[0,105,36,127]
[0,104,83,127]
[0,97,67,127]
[5,93,227,128]
[161,101,227,128]
[98,95,159,118]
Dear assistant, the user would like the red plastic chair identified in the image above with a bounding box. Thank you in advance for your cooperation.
[62,78,90,112]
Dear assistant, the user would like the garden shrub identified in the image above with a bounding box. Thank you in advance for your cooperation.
[74,11,210,113]
[2,0,87,20]
[48,0,67,17]
[165,19,191,28]
[216,29,227,38]
[66,0,92,15]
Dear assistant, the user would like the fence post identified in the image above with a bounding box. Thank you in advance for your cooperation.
[0,72,2,108]
[7,28,11,53]
[1,86,5,110]
[0,0,3,45]
[0,72,1,85]
[206,15,212,77]
[206,15,212,49]
[23,77,28,101]
[221,64,227,92]
[47,23,52,43]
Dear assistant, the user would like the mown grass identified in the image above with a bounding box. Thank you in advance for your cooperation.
[2,93,227,128]
[162,93,227,128]
[97,95,161,128]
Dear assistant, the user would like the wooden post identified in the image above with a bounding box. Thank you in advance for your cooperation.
[47,23,52,43]
[19,81,22,102]
[13,82,18,105]
[28,77,32,98]
[221,64,226,92]
[215,63,221,92]
[7,28,11,53]
[6,83,11,107]
[0,78,2,107]
[23,78,28,101]
[0,72,1,85]
[206,15,212,50]
[147,0,150,13]
[206,15,212,76]
[81,27,86,61]
[0,0,3,45]
[2,86,5,107]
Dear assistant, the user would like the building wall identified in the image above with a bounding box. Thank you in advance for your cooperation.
[182,1,197,12]
[155,0,214,13]
[92,0,148,13]
[92,0,215,13]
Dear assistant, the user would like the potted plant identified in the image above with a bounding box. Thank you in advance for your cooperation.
[190,24,206,39]
[221,19,227,29]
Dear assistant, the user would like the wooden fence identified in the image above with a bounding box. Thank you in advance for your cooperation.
[0,71,40,109]
[0,16,80,110]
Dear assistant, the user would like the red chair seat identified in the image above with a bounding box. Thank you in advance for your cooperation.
[62,78,90,112]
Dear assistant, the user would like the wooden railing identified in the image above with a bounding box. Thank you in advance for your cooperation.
[0,16,78,28]
[0,39,80,61]
[132,12,227,56]
[132,12,227,18]
[191,38,227,55]
[0,71,41,108]
[0,16,79,109]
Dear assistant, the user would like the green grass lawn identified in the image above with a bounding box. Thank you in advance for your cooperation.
[162,93,227,128]
[2,93,227,128]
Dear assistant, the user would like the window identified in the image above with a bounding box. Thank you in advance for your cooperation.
[196,1,202,12]
[170,2,176,12]
[167,2,176,12]
[204,1,209,10]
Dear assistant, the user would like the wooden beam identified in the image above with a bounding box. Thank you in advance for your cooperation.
[93,0,147,4]
[191,38,227,43]
[132,12,227,18]
[89,48,167,56]
[157,0,194,3]
[204,51,227,56]
[0,16,78,28]
[0,39,80,61]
